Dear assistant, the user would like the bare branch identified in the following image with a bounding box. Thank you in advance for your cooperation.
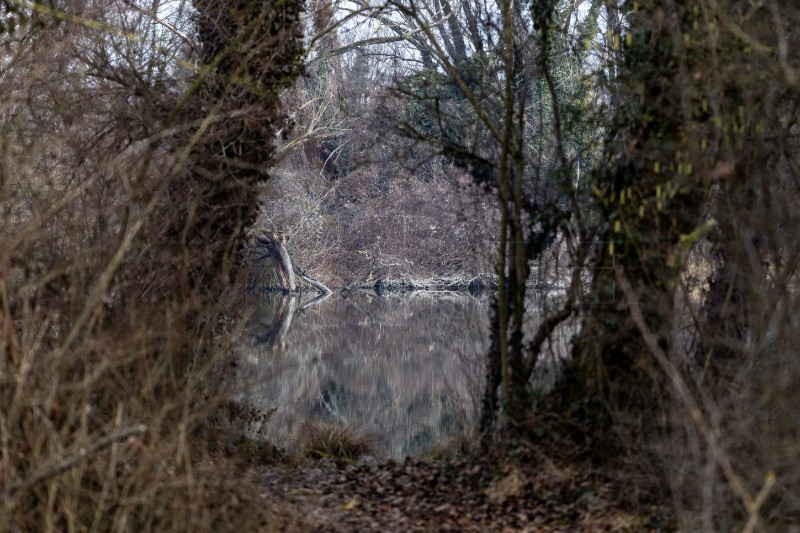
[306,33,423,67]
[1,425,148,501]
[614,263,755,515]
[121,0,195,52]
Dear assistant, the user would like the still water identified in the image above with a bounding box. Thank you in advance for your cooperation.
[230,292,489,459]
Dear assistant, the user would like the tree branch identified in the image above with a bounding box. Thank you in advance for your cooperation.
[614,263,755,515]
[1,425,148,501]
[121,0,195,52]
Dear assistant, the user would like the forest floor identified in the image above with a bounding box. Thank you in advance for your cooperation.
[216,442,674,532]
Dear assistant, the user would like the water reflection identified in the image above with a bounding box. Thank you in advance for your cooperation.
[231,292,488,459]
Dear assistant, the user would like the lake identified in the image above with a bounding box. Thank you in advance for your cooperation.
[229,292,489,459]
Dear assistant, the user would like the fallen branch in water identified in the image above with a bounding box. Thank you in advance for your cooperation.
[294,265,332,295]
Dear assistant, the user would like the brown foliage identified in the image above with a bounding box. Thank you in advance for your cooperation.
[259,68,500,287]
[0,0,302,528]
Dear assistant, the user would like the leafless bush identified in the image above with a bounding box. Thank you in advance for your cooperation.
[0,0,302,528]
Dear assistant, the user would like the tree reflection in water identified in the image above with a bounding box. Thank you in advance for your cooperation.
[231,292,488,459]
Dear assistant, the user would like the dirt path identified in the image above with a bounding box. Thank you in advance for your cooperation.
[244,453,672,532]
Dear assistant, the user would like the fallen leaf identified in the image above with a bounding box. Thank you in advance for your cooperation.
[341,498,359,511]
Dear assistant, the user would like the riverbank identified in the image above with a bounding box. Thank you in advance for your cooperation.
[358,275,495,296]
[249,272,576,297]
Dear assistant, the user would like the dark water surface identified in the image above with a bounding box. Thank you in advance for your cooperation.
[230,292,489,459]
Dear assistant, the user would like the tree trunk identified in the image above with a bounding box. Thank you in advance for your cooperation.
[255,233,296,292]
[254,233,332,294]
[558,1,709,451]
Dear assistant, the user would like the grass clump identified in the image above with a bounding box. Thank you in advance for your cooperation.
[302,425,374,462]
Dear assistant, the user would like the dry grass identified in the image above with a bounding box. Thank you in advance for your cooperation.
[0,0,302,530]
[420,432,479,461]
[301,424,375,461]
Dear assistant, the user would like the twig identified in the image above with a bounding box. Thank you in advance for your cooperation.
[1,425,147,501]
[743,471,776,533]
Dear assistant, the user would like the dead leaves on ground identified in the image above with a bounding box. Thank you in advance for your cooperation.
[253,453,673,532]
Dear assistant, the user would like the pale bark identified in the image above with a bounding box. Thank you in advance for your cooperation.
[294,265,333,294]
[255,233,331,294]
[255,234,296,292]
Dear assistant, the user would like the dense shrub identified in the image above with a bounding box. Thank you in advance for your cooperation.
[0,0,302,528]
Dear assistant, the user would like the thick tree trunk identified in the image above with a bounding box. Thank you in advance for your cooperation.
[255,234,296,292]
[557,1,709,451]
[254,233,332,294]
